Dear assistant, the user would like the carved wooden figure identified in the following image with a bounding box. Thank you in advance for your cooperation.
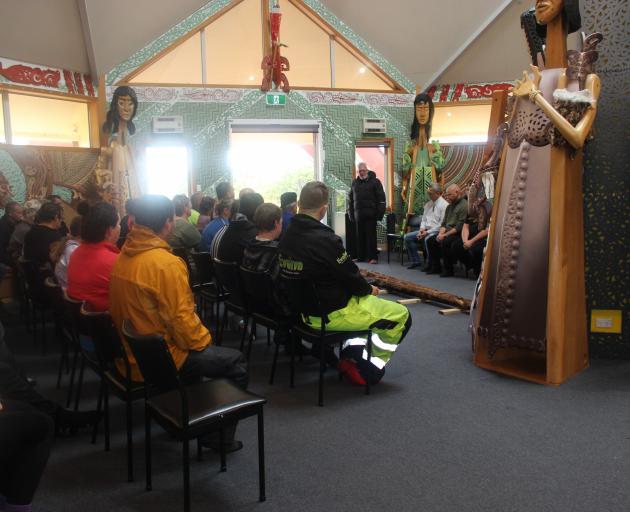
[472,0,601,384]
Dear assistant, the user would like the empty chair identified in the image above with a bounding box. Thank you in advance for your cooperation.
[121,319,267,512]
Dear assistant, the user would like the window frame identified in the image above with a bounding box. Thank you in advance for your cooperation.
[0,84,99,148]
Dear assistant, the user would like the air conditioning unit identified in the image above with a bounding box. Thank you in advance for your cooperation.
[152,116,184,134]
[363,118,386,134]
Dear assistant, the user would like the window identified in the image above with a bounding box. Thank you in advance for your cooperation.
[2,92,91,147]
[431,103,492,144]
[145,146,190,197]
[122,0,400,91]
[132,34,203,84]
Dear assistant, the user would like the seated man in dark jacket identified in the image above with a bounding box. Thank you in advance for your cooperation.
[216,193,263,265]
[278,181,411,385]
[241,203,292,345]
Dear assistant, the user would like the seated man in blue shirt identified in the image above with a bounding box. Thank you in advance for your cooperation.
[200,199,232,252]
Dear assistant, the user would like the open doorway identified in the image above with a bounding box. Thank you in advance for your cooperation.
[354,139,394,210]
[229,121,321,205]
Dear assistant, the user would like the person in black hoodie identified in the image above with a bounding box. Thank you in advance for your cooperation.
[278,181,411,385]
[216,192,264,265]
[348,162,386,263]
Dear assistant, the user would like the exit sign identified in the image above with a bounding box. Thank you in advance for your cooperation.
[266,92,286,106]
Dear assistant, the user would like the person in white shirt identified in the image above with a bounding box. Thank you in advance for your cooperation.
[404,183,448,269]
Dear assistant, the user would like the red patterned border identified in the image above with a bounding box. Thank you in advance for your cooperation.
[427,81,513,102]
[0,57,96,97]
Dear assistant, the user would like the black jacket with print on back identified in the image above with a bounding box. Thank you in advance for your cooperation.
[277,213,372,314]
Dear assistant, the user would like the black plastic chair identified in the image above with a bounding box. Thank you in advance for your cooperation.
[42,279,74,392]
[212,258,249,349]
[80,305,145,482]
[189,251,225,332]
[239,266,285,364]
[386,213,421,265]
[121,319,267,512]
[61,291,84,409]
[19,258,52,353]
[279,274,373,406]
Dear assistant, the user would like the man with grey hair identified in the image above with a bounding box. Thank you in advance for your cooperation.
[404,183,448,269]
[426,184,468,277]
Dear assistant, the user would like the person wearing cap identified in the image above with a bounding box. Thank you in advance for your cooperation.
[280,191,297,235]
[404,183,448,270]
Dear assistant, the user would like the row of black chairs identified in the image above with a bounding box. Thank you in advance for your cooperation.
[178,251,375,408]
[16,261,266,512]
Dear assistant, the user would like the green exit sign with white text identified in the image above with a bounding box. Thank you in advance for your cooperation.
[266,92,286,106]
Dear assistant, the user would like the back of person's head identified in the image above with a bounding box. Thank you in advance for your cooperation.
[5,201,20,216]
[215,182,232,200]
[69,216,82,238]
[190,192,203,210]
[23,199,42,211]
[254,203,282,232]
[215,199,232,217]
[299,181,329,211]
[36,202,62,224]
[46,194,62,203]
[172,194,189,217]
[81,202,118,243]
[133,195,174,234]
[239,187,256,200]
[23,207,38,224]
[239,193,264,221]
[280,192,298,211]
[76,200,90,217]
[199,196,215,216]
[230,199,240,220]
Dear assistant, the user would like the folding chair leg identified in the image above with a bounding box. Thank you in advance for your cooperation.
[258,409,266,502]
[266,327,271,346]
[289,332,296,389]
[91,381,103,444]
[269,341,280,385]
[66,348,79,408]
[56,342,68,389]
[103,382,110,452]
[219,426,226,472]
[239,316,249,353]
[74,357,85,411]
[197,438,203,461]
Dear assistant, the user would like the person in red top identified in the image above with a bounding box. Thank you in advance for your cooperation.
[67,202,120,311]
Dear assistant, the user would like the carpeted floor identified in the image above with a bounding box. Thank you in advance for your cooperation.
[3,261,629,512]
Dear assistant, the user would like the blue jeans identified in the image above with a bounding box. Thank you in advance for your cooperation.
[404,231,421,264]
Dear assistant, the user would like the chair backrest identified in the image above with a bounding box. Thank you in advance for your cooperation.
[385,212,396,234]
[61,290,83,342]
[239,266,276,316]
[408,214,422,229]
[279,274,326,324]
[172,247,192,281]
[213,258,246,307]
[190,251,214,286]
[43,277,63,314]
[121,319,180,394]
[19,258,49,303]
[80,305,124,370]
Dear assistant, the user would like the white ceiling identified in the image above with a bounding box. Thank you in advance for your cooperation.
[0,0,536,87]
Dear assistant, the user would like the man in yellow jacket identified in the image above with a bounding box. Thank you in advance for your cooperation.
[109,195,248,423]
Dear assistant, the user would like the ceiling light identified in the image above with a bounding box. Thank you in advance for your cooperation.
[447,112,452,117]
[248,75,255,81]
[359,67,366,74]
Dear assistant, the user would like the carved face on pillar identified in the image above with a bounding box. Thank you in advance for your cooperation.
[415,103,430,125]
[535,0,563,25]
[117,95,135,122]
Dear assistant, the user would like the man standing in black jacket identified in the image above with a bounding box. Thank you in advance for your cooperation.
[348,163,386,264]
[279,181,411,384]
